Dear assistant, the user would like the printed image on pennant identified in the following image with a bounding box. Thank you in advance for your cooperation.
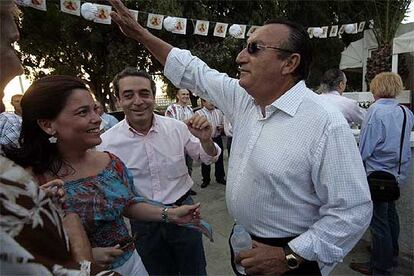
[172,17,187,34]
[94,4,112,25]
[320,26,329,38]
[338,24,346,35]
[307,27,314,38]
[358,21,366,32]
[60,0,80,16]
[194,20,209,36]
[129,9,138,21]
[351,23,358,34]
[213,23,228,38]
[329,25,338,37]
[247,25,260,37]
[147,13,164,30]
[30,0,47,11]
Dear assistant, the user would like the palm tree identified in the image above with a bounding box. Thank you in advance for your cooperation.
[364,0,411,84]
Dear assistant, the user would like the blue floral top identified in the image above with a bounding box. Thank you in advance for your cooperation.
[63,152,141,269]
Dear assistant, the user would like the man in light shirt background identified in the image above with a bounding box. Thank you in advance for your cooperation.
[195,99,226,188]
[98,67,221,276]
[95,100,119,132]
[318,68,366,126]
[165,88,197,195]
[0,94,23,148]
[108,1,373,274]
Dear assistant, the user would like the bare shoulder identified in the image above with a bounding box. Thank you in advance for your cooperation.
[89,150,111,168]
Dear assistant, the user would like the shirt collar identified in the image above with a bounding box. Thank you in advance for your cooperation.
[123,113,159,136]
[270,80,307,117]
[325,90,340,96]
[375,98,398,105]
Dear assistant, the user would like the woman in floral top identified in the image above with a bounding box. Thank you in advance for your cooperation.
[5,75,201,275]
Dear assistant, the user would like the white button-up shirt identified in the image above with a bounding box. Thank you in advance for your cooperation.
[319,91,366,125]
[164,48,372,267]
[97,114,220,204]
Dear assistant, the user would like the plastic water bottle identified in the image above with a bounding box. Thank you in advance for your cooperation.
[230,224,252,275]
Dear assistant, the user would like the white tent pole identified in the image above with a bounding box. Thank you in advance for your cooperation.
[391,54,398,73]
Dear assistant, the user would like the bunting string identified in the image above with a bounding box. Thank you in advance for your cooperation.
[16,0,372,39]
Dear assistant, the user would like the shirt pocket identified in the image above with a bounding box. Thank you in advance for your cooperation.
[163,154,188,179]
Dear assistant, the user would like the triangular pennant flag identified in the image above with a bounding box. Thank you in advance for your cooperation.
[94,4,112,25]
[172,17,187,34]
[319,26,329,38]
[246,26,260,37]
[147,13,164,30]
[338,24,346,35]
[307,28,314,38]
[60,0,80,16]
[329,25,338,37]
[30,0,47,11]
[194,20,209,36]
[213,23,228,38]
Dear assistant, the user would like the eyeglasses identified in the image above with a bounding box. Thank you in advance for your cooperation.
[246,42,294,55]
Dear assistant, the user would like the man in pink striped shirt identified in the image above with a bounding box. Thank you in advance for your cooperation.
[98,67,221,275]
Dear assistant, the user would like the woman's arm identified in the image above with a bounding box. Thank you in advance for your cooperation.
[124,202,200,224]
[62,213,93,262]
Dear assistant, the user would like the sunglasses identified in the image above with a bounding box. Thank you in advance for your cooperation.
[246,42,294,55]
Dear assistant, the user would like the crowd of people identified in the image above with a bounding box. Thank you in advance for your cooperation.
[1,0,413,275]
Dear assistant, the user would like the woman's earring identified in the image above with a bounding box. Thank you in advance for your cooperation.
[49,132,57,143]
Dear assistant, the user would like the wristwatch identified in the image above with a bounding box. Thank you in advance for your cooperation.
[283,245,301,270]
[161,207,169,223]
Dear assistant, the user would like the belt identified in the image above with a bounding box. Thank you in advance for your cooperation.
[166,190,191,207]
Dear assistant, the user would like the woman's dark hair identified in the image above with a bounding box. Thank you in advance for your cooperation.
[264,19,313,81]
[4,75,88,176]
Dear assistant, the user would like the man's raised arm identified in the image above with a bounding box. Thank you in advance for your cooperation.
[109,0,173,66]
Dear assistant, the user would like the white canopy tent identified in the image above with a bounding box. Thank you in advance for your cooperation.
[340,23,414,91]
[392,29,414,72]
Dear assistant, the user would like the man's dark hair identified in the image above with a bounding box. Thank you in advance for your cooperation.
[317,68,346,93]
[112,67,157,98]
[264,19,312,81]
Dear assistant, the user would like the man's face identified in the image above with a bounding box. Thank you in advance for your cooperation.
[202,99,215,110]
[11,94,22,115]
[118,76,155,131]
[236,24,291,103]
[177,89,190,105]
[95,101,104,115]
[0,1,24,97]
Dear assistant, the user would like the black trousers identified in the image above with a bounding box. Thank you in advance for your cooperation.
[228,227,321,275]
[201,136,225,182]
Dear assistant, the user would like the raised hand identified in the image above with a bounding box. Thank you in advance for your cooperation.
[185,114,213,142]
[108,0,147,41]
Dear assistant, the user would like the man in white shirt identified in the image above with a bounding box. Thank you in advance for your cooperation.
[165,88,197,195]
[98,68,220,276]
[318,68,366,125]
[195,99,226,187]
[0,94,23,148]
[109,2,373,274]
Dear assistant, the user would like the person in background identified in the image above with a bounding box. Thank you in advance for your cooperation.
[318,68,366,126]
[223,115,233,157]
[98,67,220,276]
[195,99,226,188]
[5,75,201,275]
[0,1,100,274]
[165,88,197,195]
[0,94,23,148]
[95,100,119,132]
[108,1,373,274]
[350,72,414,276]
